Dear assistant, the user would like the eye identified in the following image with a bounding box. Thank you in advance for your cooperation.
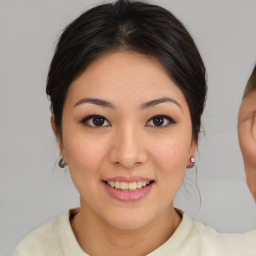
[146,115,176,127]
[81,115,110,127]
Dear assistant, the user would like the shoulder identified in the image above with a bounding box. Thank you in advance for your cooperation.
[15,211,70,256]
[192,218,256,256]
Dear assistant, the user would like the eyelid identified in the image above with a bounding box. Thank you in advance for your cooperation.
[80,114,176,128]
[80,115,110,127]
[146,115,176,127]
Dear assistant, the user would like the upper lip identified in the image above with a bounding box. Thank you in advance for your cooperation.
[103,176,153,182]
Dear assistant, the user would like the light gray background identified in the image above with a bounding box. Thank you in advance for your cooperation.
[1,0,256,255]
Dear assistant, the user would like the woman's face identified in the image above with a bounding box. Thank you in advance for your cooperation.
[56,51,196,229]
[238,90,256,168]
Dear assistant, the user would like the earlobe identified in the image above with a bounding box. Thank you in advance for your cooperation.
[187,156,195,169]
[187,140,197,168]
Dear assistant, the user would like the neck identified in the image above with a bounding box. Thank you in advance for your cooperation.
[244,163,256,200]
[71,202,181,256]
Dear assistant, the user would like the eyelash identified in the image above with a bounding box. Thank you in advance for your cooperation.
[146,115,176,127]
[81,115,110,127]
[80,114,176,128]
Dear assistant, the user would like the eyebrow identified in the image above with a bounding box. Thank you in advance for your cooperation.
[240,109,256,123]
[74,97,181,109]
[140,97,181,110]
[74,98,115,109]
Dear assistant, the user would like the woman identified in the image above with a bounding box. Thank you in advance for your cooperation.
[15,0,256,255]
[238,65,256,200]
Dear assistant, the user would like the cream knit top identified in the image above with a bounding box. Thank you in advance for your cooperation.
[15,209,256,256]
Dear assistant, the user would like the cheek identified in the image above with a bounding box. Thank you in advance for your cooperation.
[63,135,108,175]
[150,138,189,202]
[238,121,249,150]
[238,122,245,144]
[62,135,110,200]
[150,135,191,173]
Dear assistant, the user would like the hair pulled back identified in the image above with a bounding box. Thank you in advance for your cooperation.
[46,0,207,141]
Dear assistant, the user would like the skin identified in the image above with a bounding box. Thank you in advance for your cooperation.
[52,51,196,256]
[238,90,256,200]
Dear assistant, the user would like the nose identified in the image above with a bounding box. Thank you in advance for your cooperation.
[109,126,147,169]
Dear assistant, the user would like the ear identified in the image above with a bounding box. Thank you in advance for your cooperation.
[51,115,65,160]
[186,140,197,169]
[51,115,57,136]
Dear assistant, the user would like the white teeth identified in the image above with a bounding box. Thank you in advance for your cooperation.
[128,182,137,190]
[120,182,129,190]
[106,181,151,190]
[137,181,142,189]
[109,181,115,187]
[115,181,120,189]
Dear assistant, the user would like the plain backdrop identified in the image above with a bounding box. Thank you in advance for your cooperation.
[1,0,256,255]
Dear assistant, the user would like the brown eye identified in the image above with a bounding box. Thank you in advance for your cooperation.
[93,117,105,126]
[153,117,164,126]
[146,115,176,127]
[81,115,110,127]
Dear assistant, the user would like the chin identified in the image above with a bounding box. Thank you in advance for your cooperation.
[103,210,154,230]
[109,218,150,230]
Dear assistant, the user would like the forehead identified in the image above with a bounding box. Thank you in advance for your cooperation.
[66,51,188,109]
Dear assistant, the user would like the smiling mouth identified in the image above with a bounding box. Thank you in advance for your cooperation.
[104,180,154,191]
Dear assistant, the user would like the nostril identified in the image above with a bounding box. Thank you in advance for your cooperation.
[109,142,148,168]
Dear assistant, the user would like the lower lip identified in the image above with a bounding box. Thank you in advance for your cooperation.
[103,182,154,202]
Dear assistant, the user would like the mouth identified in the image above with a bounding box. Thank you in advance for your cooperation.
[102,178,155,201]
[104,180,155,191]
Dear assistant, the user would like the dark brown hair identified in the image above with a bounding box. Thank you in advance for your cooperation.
[46,0,207,142]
